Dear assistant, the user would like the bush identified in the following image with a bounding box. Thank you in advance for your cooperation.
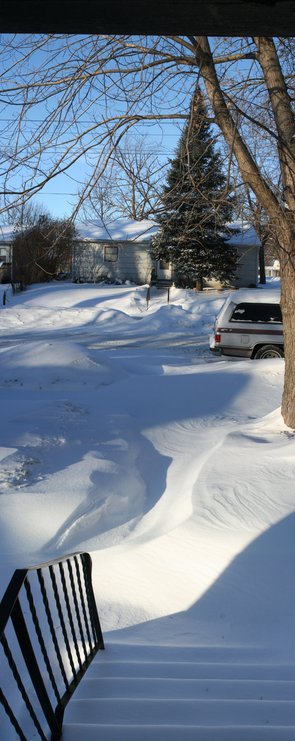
[12,217,75,285]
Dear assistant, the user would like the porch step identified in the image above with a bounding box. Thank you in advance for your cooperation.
[76,676,295,700]
[64,726,295,741]
[63,645,295,741]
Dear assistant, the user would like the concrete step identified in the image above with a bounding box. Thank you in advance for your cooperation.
[65,697,295,726]
[85,659,295,681]
[75,676,295,701]
[63,725,295,741]
[63,645,295,741]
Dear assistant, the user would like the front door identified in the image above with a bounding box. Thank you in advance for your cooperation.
[157,259,172,281]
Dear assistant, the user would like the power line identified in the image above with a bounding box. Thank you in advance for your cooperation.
[0,119,182,135]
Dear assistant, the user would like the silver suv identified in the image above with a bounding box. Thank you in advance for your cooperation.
[210,289,284,359]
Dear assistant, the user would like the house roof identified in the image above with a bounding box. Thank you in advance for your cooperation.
[226,221,260,247]
[75,218,159,243]
[0,218,260,247]
[0,225,15,243]
[0,218,160,245]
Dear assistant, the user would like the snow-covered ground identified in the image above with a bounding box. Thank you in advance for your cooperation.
[0,278,294,664]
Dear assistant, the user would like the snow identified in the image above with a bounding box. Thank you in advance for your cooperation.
[0,225,16,242]
[75,218,159,242]
[0,278,295,737]
[0,217,260,248]
[0,217,160,246]
[226,220,261,246]
[215,286,281,306]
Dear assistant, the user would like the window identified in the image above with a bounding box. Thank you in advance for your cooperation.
[230,302,282,323]
[159,260,170,270]
[0,250,9,264]
[104,244,118,262]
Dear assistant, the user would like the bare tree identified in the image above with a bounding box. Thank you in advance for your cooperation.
[234,185,269,284]
[0,35,294,424]
[81,174,118,222]
[1,199,50,227]
[82,136,165,221]
[192,37,295,426]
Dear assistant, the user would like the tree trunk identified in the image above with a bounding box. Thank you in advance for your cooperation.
[195,277,203,291]
[253,37,295,213]
[259,241,266,285]
[280,228,295,428]
[194,36,295,428]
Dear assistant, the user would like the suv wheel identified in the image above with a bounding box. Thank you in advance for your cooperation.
[254,344,284,359]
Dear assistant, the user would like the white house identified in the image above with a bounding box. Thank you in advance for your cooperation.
[0,226,13,264]
[73,219,159,285]
[265,259,280,278]
[225,221,260,288]
[0,217,260,288]
[73,218,260,288]
[0,226,13,283]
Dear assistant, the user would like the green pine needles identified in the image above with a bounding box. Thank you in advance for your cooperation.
[152,87,237,289]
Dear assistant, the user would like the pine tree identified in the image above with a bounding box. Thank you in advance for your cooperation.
[152,87,237,288]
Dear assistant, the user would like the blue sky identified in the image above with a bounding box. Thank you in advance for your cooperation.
[14,121,181,220]
[0,35,283,224]
[0,36,193,222]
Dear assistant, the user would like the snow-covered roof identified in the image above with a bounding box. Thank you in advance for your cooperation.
[0,218,160,244]
[226,220,260,247]
[0,225,15,243]
[75,218,159,243]
[0,218,260,247]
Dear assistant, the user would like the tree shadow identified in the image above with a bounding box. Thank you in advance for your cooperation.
[0,362,253,560]
[74,289,136,309]
[105,513,295,658]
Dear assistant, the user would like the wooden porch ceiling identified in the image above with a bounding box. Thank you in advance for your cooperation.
[0,0,294,36]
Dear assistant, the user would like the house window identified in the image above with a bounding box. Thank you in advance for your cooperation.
[159,260,170,270]
[104,244,118,262]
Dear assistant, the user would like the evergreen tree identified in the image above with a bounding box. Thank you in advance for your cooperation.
[152,87,236,288]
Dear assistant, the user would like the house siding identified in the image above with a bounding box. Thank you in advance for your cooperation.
[73,239,154,284]
[204,243,259,289]
[234,244,259,287]
[70,220,260,288]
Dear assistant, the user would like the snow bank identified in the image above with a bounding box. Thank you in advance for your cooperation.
[0,280,294,658]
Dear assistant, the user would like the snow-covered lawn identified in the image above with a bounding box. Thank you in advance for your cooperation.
[0,278,294,660]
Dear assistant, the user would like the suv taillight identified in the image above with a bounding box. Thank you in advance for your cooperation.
[215,333,221,344]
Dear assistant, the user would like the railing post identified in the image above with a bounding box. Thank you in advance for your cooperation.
[0,552,105,741]
[82,553,105,650]
[11,599,61,738]
[0,688,27,741]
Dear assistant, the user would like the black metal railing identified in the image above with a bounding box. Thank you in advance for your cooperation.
[0,552,104,741]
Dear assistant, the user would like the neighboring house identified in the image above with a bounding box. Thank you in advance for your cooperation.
[0,223,73,284]
[0,226,13,283]
[265,259,280,278]
[73,218,260,288]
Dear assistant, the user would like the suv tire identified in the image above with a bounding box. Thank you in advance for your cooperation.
[254,344,284,359]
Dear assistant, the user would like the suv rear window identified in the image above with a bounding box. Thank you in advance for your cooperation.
[230,302,282,323]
